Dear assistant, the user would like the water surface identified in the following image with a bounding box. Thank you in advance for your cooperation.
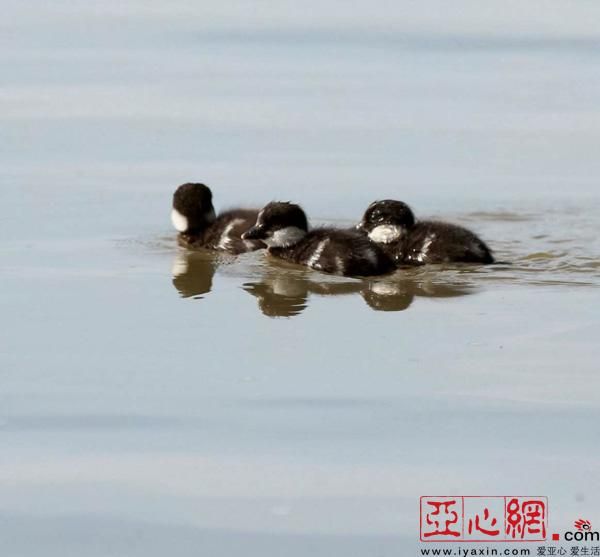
[2,2,600,555]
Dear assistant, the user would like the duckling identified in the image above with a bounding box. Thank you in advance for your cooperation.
[242,202,394,277]
[171,183,264,254]
[357,200,494,265]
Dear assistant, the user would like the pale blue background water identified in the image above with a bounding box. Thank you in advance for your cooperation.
[2,1,600,555]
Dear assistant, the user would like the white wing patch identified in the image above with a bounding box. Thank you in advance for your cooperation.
[307,239,330,269]
[171,209,189,232]
[264,226,306,248]
[334,255,345,275]
[416,234,435,263]
[217,218,244,249]
[368,225,403,244]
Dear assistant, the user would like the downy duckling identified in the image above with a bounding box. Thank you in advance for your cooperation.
[243,202,394,277]
[171,183,264,254]
[357,200,494,265]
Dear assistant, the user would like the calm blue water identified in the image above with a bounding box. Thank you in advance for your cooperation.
[2,2,600,555]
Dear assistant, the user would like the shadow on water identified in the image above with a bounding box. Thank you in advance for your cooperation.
[170,249,475,317]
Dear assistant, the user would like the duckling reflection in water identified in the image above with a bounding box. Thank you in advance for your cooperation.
[171,250,474,314]
[243,272,362,317]
[243,265,474,317]
[171,251,218,299]
[361,277,473,312]
[243,277,311,317]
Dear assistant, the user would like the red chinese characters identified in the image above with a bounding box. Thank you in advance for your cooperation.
[420,496,547,542]
[465,497,502,540]
[505,497,547,540]
[422,498,461,539]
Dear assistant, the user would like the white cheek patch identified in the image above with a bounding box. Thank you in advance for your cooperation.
[171,209,189,232]
[368,225,403,244]
[264,226,306,248]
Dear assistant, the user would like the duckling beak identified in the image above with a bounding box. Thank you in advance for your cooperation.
[355,221,365,232]
[242,225,266,241]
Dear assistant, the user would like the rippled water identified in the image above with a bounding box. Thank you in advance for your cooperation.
[2,2,600,556]
[165,203,600,318]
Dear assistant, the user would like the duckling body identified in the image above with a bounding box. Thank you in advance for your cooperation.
[400,220,494,265]
[172,183,264,254]
[178,209,264,254]
[243,202,393,277]
[270,228,394,276]
[358,200,494,265]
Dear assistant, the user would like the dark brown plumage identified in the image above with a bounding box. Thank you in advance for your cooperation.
[357,199,494,265]
[172,183,264,254]
[243,202,394,277]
